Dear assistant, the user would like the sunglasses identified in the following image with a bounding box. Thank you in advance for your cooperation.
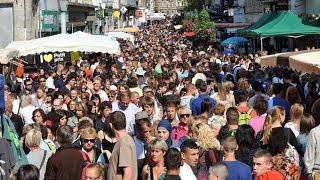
[179,114,190,118]
[26,84,32,86]
[83,139,95,143]
[108,95,114,98]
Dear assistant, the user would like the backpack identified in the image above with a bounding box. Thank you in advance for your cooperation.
[79,151,91,180]
[238,108,253,125]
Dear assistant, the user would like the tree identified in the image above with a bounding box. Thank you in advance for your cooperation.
[195,8,215,41]
[184,0,206,12]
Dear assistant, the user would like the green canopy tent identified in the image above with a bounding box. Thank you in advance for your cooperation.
[238,11,320,52]
[251,11,320,37]
[237,12,278,37]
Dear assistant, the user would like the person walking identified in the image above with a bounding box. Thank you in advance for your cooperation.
[107,111,138,180]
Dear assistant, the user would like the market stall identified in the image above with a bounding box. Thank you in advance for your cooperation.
[289,51,320,74]
[260,49,320,74]
[106,32,135,45]
[6,31,121,56]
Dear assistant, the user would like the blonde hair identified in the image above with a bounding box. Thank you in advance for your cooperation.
[238,78,250,92]
[261,106,285,145]
[80,127,97,139]
[217,81,229,101]
[21,94,32,108]
[197,124,219,151]
[289,103,304,124]
[148,138,168,152]
[213,103,226,116]
[25,129,42,148]
[87,163,105,178]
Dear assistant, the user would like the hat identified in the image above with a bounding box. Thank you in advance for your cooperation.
[135,67,146,76]
[135,111,149,120]
[110,85,117,91]
[157,120,173,134]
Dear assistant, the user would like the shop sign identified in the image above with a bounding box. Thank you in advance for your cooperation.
[41,10,60,32]
[42,52,71,63]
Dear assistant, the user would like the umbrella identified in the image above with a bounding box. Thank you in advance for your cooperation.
[114,27,139,33]
[221,37,249,46]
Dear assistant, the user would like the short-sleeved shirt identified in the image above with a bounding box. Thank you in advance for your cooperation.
[107,135,138,180]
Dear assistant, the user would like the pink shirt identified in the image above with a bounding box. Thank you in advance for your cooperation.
[171,124,188,140]
[249,114,267,135]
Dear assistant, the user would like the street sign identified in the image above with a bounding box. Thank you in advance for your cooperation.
[120,6,128,14]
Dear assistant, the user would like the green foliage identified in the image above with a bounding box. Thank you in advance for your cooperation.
[195,9,215,41]
[184,0,206,12]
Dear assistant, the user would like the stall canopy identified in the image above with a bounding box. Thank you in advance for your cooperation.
[290,51,320,74]
[260,49,320,74]
[6,31,120,56]
[0,48,19,64]
[239,11,320,37]
[106,32,135,45]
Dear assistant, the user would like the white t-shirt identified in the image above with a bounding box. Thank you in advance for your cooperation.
[112,102,140,134]
[20,105,36,125]
[94,90,109,102]
[12,99,21,115]
[284,122,300,137]
[180,163,197,180]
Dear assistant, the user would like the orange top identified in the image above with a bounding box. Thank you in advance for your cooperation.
[257,170,284,180]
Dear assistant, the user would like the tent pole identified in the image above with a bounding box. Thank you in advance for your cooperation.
[260,37,263,54]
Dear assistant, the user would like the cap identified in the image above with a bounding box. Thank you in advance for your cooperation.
[135,111,149,120]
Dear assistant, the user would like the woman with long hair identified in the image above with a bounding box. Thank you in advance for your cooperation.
[286,86,302,105]
[297,113,315,155]
[196,123,221,180]
[284,103,304,137]
[213,81,235,110]
[249,96,268,135]
[51,110,67,135]
[235,125,257,167]
[260,106,303,156]
[19,93,36,125]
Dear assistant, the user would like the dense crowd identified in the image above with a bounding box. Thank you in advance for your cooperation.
[1,19,320,180]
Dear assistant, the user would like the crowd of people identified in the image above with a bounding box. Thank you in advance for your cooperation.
[1,18,320,180]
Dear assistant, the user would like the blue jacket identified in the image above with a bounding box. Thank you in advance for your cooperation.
[191,94,216,116]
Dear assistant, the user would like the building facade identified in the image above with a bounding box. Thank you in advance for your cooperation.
[155,0,176,17]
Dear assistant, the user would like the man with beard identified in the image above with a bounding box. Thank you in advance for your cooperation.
[23,79,34,95]
[112,93,139,135]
